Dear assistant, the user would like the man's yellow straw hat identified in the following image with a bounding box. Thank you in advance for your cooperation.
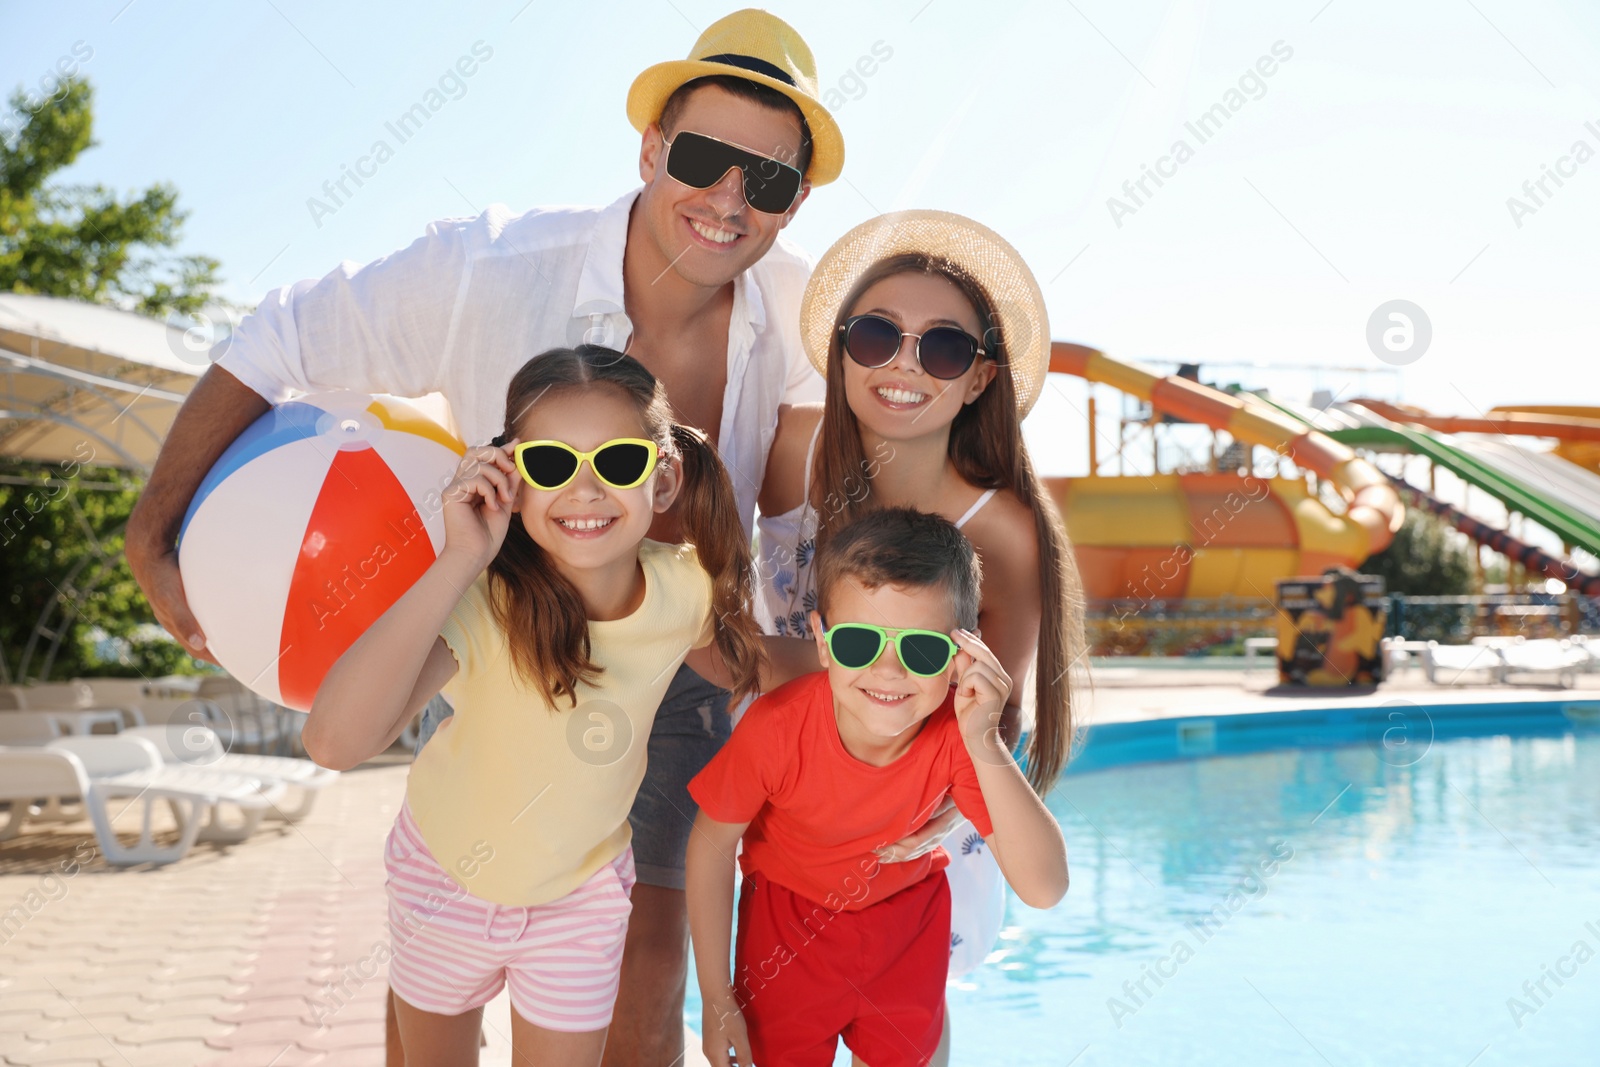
[627,8,844,185]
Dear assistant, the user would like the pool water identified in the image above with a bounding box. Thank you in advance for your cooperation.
[955,729,1600,1065]
[687,720,1600,1065]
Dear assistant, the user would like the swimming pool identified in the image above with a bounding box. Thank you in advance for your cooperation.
[687,699,1600,1065]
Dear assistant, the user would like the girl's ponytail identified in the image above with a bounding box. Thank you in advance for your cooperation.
[670,424,766,702]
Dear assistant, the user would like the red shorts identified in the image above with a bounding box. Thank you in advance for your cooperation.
[733,868,950,1067]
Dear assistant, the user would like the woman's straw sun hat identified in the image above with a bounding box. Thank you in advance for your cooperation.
[799,210,1051,416]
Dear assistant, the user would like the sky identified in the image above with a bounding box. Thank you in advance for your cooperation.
[6,0,1600,499]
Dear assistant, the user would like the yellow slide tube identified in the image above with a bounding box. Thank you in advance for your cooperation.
[1050,343,1402,557]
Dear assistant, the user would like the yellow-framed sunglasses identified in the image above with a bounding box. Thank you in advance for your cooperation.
[512,438,660,491]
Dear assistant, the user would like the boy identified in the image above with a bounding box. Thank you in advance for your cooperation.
[686,508,1069,1067]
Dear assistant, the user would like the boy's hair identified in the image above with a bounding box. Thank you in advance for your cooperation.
[658,75,814,176]
[813,508,981,632]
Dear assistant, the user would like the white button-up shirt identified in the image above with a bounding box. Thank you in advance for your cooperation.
[216,189,822,535]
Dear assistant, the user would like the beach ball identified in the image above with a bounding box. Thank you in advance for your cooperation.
[179,392,464,710]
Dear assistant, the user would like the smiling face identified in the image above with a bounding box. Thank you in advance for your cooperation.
[510,385,677,575]
[637,83,810,289]
[838,271,999,444]
[810,579,959,755]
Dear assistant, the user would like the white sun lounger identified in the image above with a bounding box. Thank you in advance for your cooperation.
[0,736,284,864]
[196,677,288,754]
[124,725,338,822]
[0,710,63,746]
[1422,642,1505,685]
[1495,639,1590,688]
[0,716,84,826]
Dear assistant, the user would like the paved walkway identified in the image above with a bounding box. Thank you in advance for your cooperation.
[0,750,712,1067]
[1,757,404,1066]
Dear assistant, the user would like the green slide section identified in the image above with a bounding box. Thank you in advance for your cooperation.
[1254,394,1600,557]
[1328,424,1600,554]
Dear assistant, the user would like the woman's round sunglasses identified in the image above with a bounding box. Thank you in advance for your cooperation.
[513,439,659,491]
[823,622,959,677]
[838,314,988,381]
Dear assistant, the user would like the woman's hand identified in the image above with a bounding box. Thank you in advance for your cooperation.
[877,795,962,864]
[441,441,520,569]
[951,628,1013,760]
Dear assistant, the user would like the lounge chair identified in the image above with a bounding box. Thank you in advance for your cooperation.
[0,715,82,826]
[124,725,338,822]
[0,743,194,862]
[1422,642,1505,685]
[0,711,63,746]
[1495,638,1589,688]
[0,736,285,863]
[2,680,145,730]
[196,676,288,754]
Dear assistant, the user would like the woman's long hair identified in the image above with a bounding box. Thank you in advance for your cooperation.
[812,253,1086,793]
[489,345,765,707]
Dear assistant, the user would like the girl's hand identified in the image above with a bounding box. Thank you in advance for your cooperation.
[702,992,753,1067]
[951,628,1012,758]
[877,795,962,864]
[441,441,520,569]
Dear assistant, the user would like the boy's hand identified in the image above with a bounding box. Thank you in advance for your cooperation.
[951,628,1012,757]
[441,441,520,569]
[702,990,754,1067]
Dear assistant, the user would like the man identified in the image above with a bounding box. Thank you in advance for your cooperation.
[125,10,844,1065]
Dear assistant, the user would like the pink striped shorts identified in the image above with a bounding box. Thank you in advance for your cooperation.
[383,800,635,1031]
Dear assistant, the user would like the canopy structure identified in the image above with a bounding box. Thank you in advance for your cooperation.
[0,293,204,472]
[0,293,459,683]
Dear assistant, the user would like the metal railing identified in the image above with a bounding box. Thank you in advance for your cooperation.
[1088,593,1600,655]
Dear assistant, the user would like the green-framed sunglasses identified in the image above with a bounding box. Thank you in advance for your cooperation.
[822,622,960,677]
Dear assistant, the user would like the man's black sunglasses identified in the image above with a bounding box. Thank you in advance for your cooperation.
[662,131,803,215]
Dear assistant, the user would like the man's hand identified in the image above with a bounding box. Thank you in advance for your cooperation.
[702,991,754,1067]
[125,543,215,663]
[126,365,270,663]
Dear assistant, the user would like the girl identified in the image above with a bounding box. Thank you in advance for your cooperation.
[303,346,763,1066]
[755,210,1087,1057]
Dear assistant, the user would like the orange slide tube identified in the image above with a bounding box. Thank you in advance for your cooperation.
[1352,398,1600,443]
[1050,343,1403,558]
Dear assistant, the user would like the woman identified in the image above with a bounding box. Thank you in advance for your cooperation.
[755,210,1088,1060]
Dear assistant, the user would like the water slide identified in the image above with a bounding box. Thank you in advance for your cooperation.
[1351,399,1600,474]
[1266,402,1600,560]
[1043,344,1403,600]
[1255,396,1600,588]
[1390,477,1600,595]
[1487,405,1600,474]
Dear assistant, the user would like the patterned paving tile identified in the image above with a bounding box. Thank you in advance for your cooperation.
[1,761,406,1067]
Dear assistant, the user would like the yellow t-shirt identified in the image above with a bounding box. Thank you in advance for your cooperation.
[406,540,714,906]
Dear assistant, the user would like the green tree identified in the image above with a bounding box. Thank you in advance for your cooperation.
[1,461,203,679]
[1,75,221,679]
[1359,506,1474,596]
[1,75,221,315]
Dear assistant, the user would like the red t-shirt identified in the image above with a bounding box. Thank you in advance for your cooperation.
[689,672,994,912]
